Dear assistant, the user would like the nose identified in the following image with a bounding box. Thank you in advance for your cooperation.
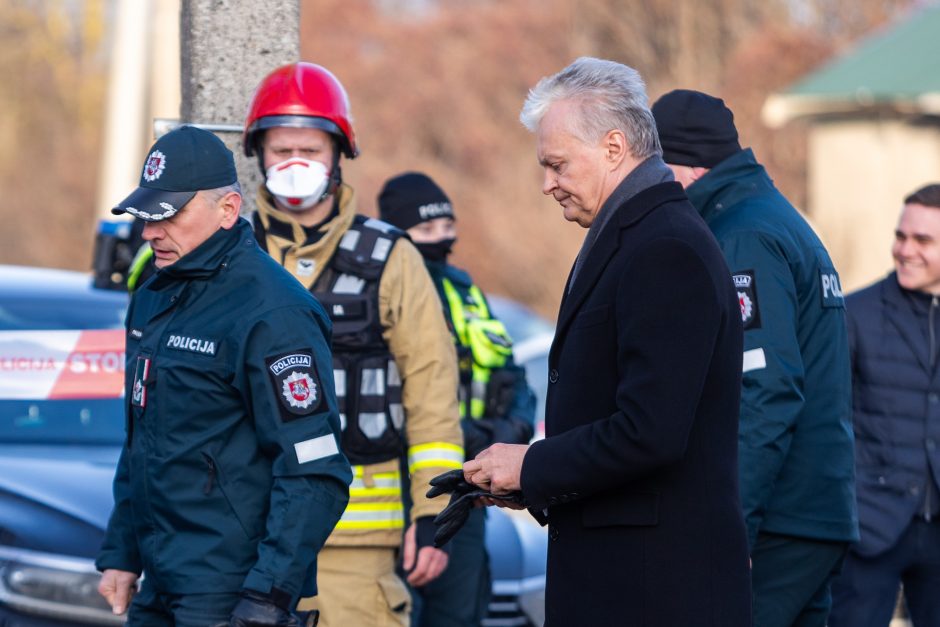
[141,221,163,241]
[542,169,557,196]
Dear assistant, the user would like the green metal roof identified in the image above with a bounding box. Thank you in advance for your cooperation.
[786,4,940,100]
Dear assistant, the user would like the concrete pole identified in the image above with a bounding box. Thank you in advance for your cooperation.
[180,0,300,212]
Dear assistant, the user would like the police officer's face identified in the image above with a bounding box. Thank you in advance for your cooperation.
[262,127,334,170]
[142,190,241,268]
[407,217,457,243]
[893,202,940,295]
[536,100,615,228]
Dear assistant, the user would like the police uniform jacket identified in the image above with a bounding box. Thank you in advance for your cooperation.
[521,179,751,626]
[253,186,463,547]
[847,273,940,557]
[96,219,351,604]
[686,148,859,548]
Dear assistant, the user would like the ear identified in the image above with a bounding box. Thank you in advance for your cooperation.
[219,191,243,229]
[603,129,627,169]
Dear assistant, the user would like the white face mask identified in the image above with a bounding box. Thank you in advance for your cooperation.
[265,158,330,211]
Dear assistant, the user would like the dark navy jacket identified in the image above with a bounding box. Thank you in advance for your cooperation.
[847,273,940,557]
[686,149,858,548]
[96,219,351,603]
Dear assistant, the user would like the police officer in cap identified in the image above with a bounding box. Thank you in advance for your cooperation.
[96,125,351,626]
[378,172,536,627]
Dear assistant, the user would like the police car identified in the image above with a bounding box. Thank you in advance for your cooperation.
[0,266,546,626]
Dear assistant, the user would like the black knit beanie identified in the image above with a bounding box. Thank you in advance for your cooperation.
[377,172,455,231]
[652,89,742,168]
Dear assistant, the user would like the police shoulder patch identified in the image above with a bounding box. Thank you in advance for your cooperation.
[819,268,845,308]
[266,350,322,421]
[732,270,761,330]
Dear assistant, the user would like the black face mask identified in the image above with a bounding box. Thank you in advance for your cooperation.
[415,238,456,263]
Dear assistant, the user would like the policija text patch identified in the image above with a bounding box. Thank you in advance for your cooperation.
[266,351,322,421]
[733,270,761,330]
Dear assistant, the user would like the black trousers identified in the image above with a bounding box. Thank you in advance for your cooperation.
[127,578,239,627]
[751,532,849,627]
[830,517,940,627]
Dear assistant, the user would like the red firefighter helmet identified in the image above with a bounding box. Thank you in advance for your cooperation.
[243,62,359,159]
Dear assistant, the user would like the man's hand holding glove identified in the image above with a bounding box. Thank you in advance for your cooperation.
[426,469,527,548]
[227,589,318,627]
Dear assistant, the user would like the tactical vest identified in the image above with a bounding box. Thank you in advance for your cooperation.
[253,213,406,466]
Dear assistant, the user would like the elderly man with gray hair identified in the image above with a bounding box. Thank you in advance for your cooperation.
[457,57,752,625]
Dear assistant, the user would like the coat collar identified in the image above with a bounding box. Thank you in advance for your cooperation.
[685,149,774,223]
[148,218,251,289]
[553,181,686,341]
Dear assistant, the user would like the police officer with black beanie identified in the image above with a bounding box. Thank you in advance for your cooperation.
[378,172,536,627]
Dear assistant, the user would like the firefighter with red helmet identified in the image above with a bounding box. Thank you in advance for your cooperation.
[243,62,463,627]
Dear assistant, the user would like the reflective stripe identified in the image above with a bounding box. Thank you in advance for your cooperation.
[349,467,402,497]
[335,502,405,529]
[360,368,386,395]
[408,442,464,473]
[339,413,347,430]
[387,360,401,386]
[389,403,404,430]
[339,229,360,251]
[743,348,767,373]
[333,369,346,396]
[333,274,365,294]
[294,434,339,464]
[359,412,388,439]
[372,237,392,262]
[363,217,395,234]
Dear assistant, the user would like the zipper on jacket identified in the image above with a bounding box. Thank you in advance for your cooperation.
[203,454,216,495]
[931,296,938,369]
[925,296,938,522]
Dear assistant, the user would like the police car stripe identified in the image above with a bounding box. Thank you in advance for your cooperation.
[742,348,767,373]
[294,434,339,464]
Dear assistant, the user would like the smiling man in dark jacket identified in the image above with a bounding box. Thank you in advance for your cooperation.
[653,89,858,627]
[829,184,940,627]
[95,126,351,627]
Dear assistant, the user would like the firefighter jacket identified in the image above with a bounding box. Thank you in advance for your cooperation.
[686,148,859,549]
[425,260,535,458]
[96,219,351,604]
[253,185,463,547]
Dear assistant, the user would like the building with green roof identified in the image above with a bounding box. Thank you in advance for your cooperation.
[762,4,940,290]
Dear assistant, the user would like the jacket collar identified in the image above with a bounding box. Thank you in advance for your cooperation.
[554,181,686,341]
[685,148,774,222]
[148,218,251,289]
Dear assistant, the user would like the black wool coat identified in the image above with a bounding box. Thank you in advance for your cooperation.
[520,181,752,627]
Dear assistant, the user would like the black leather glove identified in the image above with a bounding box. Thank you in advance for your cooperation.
[228,590,318,627]
[426,470,527,547]
[426,469,476,499]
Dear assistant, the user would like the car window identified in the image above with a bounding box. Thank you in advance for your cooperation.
[0,329,125,445]
[0,297,126,331]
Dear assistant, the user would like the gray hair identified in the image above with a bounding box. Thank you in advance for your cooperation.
[201,182,242,203]
[519,57,661,159]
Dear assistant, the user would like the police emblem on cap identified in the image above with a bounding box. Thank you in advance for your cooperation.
[143,150,166,182]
